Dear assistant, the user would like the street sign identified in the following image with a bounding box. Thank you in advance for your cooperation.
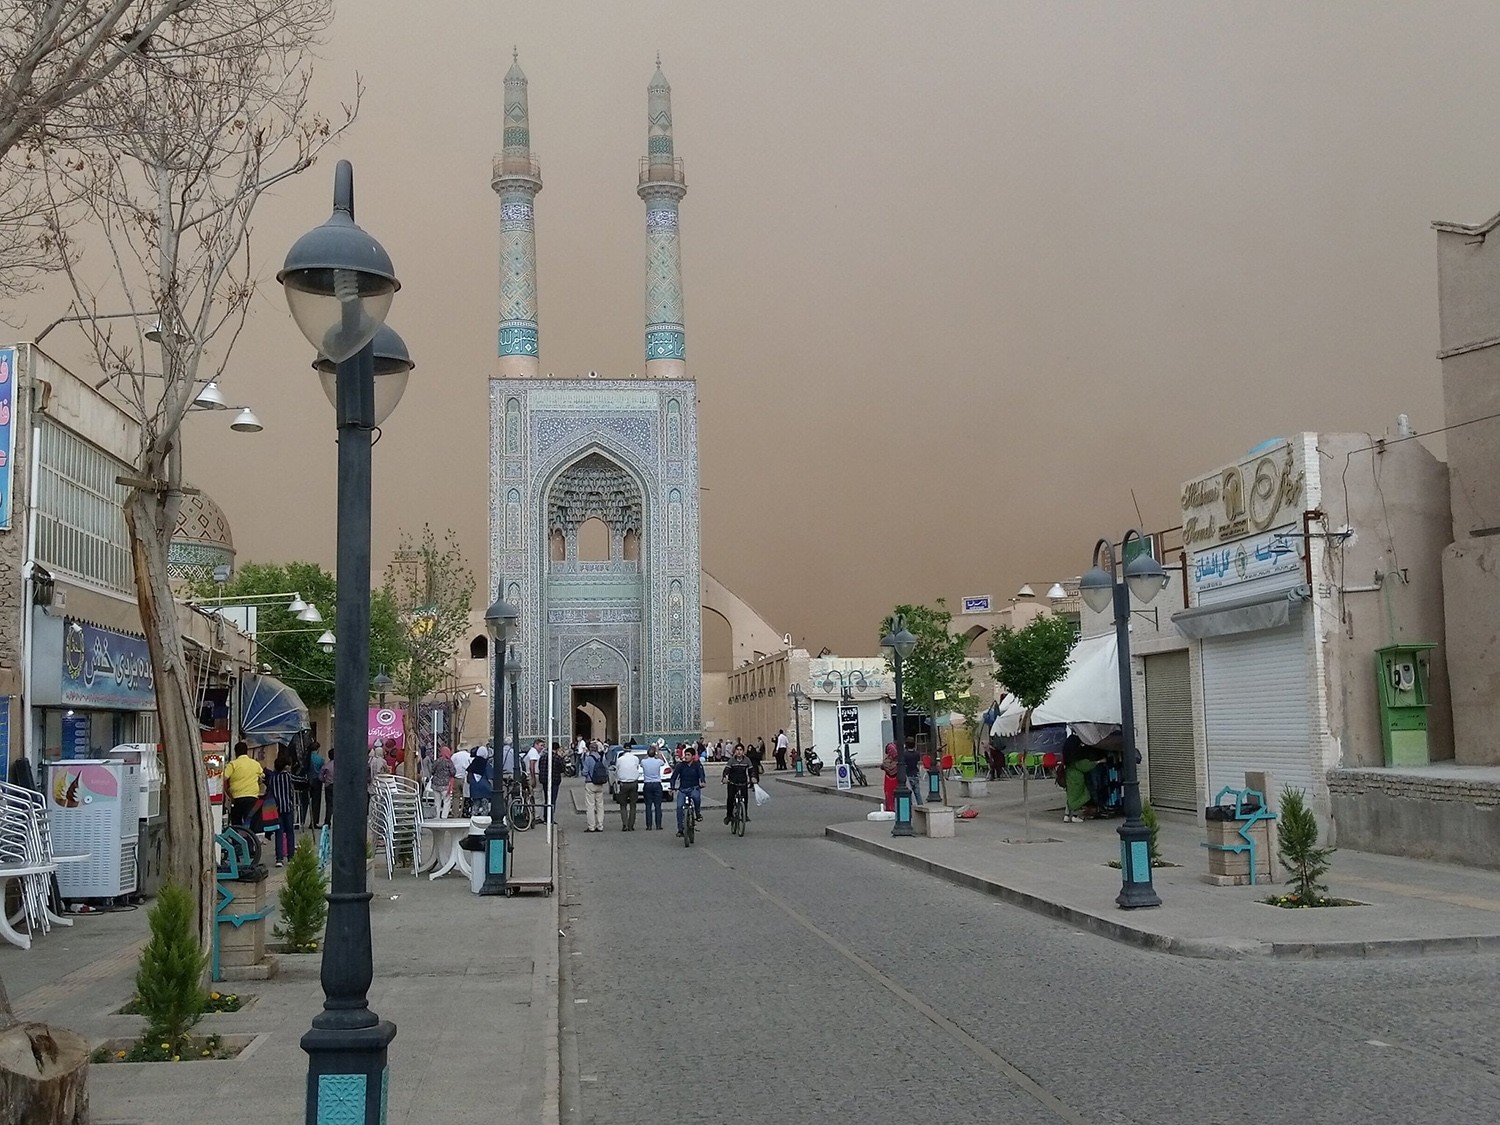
[834,761,852,791]
[839,705,860,745]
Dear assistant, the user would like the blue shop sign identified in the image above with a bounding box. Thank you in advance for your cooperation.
[62,619,157,709]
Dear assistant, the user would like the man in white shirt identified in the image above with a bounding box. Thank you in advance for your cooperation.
[575,736,588,775]
[615,743,642,831]
[775,729,789,771]
[451,746,473,814]
[525,740,542,785]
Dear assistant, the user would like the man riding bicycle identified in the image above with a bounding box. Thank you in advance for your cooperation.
[674,746,706,837]
[722,745,753,825]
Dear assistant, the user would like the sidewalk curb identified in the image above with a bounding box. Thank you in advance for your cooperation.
[824,825,1500,960]
[777,775,882,805]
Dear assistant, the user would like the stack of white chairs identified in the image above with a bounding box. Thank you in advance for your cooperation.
[369,775,423,880]
[0,782,70,948]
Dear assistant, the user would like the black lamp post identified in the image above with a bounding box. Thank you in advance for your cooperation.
[280,159,411,1125]
[508,644,521,774]
[819,668,869,774]
[788,683,809,773]
[1079,529,1168,910]
[880,616,918,837]
[481,595,519,895]
[372,668,393,706]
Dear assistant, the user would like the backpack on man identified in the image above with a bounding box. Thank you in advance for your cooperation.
[587,753,608,786]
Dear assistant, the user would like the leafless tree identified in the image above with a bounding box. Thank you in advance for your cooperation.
[33,0,355,946]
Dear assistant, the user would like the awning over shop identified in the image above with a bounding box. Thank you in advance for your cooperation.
[240,672,309,744]
[1171,584,1312,640]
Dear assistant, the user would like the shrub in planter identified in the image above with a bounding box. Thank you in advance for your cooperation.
[274,836,328,953]
[135,883,208,1046]
[1142,800,1162,865]
[1276,788,1334,906]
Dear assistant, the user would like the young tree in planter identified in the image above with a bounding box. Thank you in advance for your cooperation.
[879,601,976,802]
[1276,788,1335,905]
[32,1,354,948]
[134,883,208,1048]
[273,837,328,952]
[383,526,476,771]
[989,614,1075,837]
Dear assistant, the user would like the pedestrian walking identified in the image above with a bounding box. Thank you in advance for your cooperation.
[581,742,608,832]
[615,743,641,830]
[903,737,924,806]
[774,729,789,771]
[306,740,326,827]
[430,746,457,818]
[265,746,297,867]
[641,745,665,830]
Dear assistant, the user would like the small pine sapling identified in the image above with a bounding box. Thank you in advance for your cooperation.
[1276,788,1334,905]
[274,836,329,952]
[135,883,208,1045]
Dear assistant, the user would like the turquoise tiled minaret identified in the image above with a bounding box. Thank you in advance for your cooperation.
[638,57,688,379]
[493,49,542,378]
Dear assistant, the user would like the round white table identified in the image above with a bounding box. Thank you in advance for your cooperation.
[423,818,482,881]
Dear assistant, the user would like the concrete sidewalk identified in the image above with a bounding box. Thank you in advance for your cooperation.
[778,773,1500,959]
[2,822,562,1125]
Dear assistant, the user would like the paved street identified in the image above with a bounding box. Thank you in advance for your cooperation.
[561,784,1500,1125]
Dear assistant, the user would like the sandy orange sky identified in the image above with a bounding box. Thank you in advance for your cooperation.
[15,1,1500,665]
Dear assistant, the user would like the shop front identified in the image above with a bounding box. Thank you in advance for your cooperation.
[30,611,159,759]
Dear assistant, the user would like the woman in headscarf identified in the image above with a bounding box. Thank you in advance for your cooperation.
[881,742,900,811]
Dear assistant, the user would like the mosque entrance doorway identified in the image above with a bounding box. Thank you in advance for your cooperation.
[572,685,620,745]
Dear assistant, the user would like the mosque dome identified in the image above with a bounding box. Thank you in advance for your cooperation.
[168,487,236,588]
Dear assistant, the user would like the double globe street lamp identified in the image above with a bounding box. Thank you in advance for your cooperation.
[880,615,918,837]
[1078,529,1168,910]
[279,159,415,1125]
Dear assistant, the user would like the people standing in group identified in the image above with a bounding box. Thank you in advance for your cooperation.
[265,747,297,867]
[430,746,457,817]
[673,745,705,836]
[774,729,789,771]
[368,739,389,795]
[224,741,265,829]
[903,737,924,805]
[640,745,665,830]
[581,741,608,832]
[451,745,473,813]
[615,742,641,831]
[306,740,326,828]
[881,742,900,811]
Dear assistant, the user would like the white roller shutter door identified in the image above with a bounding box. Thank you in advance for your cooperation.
[1201,623,1313,806]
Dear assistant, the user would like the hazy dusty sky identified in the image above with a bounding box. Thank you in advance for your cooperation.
[20,1,1500,662]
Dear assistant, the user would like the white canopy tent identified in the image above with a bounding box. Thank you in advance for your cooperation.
[989,631,1122,738]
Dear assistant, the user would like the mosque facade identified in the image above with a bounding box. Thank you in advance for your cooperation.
[488,58,703,745]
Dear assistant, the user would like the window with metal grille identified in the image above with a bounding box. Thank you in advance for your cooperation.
[35,419,134,594]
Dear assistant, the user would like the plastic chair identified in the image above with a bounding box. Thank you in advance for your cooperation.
[1004,752,1022,777]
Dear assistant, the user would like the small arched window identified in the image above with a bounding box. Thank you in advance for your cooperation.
[470,635,489,659]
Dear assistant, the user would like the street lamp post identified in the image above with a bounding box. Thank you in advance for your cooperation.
[280,159,409,1125]
[373,668,393,706]
[508,644,521,774]
[1079,529,1168,910]
[481,596,520,895]
[788,683,809,774]
[818,668,869,776]
[881,616,918,837]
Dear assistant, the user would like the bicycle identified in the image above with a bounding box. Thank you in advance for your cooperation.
[727,785,748,837]
[677,787,700,847]
[503,777,534,832]
[839,747,869,788]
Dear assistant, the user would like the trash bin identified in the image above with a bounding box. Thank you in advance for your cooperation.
[1202,787,1276,886]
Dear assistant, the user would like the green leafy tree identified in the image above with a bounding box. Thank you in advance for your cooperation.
[1277,788,1334,905]
[273,837,328,951]
[134,883,208,1045]
[193,561,403,710]
[989,614,1075,716]
[879,601,975,717]
[383,526,476,759]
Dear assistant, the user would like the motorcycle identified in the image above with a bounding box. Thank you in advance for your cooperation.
[804,748,824,776]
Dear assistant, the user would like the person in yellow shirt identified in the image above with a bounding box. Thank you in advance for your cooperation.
[224,741,265,828]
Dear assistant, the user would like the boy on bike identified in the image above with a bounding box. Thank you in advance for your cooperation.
[722,745,754,825]
[674,746,705,837]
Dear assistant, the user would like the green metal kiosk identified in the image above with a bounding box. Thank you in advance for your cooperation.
[1374,643,1437,767]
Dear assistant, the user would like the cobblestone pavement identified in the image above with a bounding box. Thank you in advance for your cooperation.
[560,785,1500,1124]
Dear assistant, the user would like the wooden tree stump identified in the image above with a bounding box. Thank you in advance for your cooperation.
[0,1021,90,1125]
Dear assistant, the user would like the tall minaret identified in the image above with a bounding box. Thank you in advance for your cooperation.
[493,49,542,378]
[638,57,688,379]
